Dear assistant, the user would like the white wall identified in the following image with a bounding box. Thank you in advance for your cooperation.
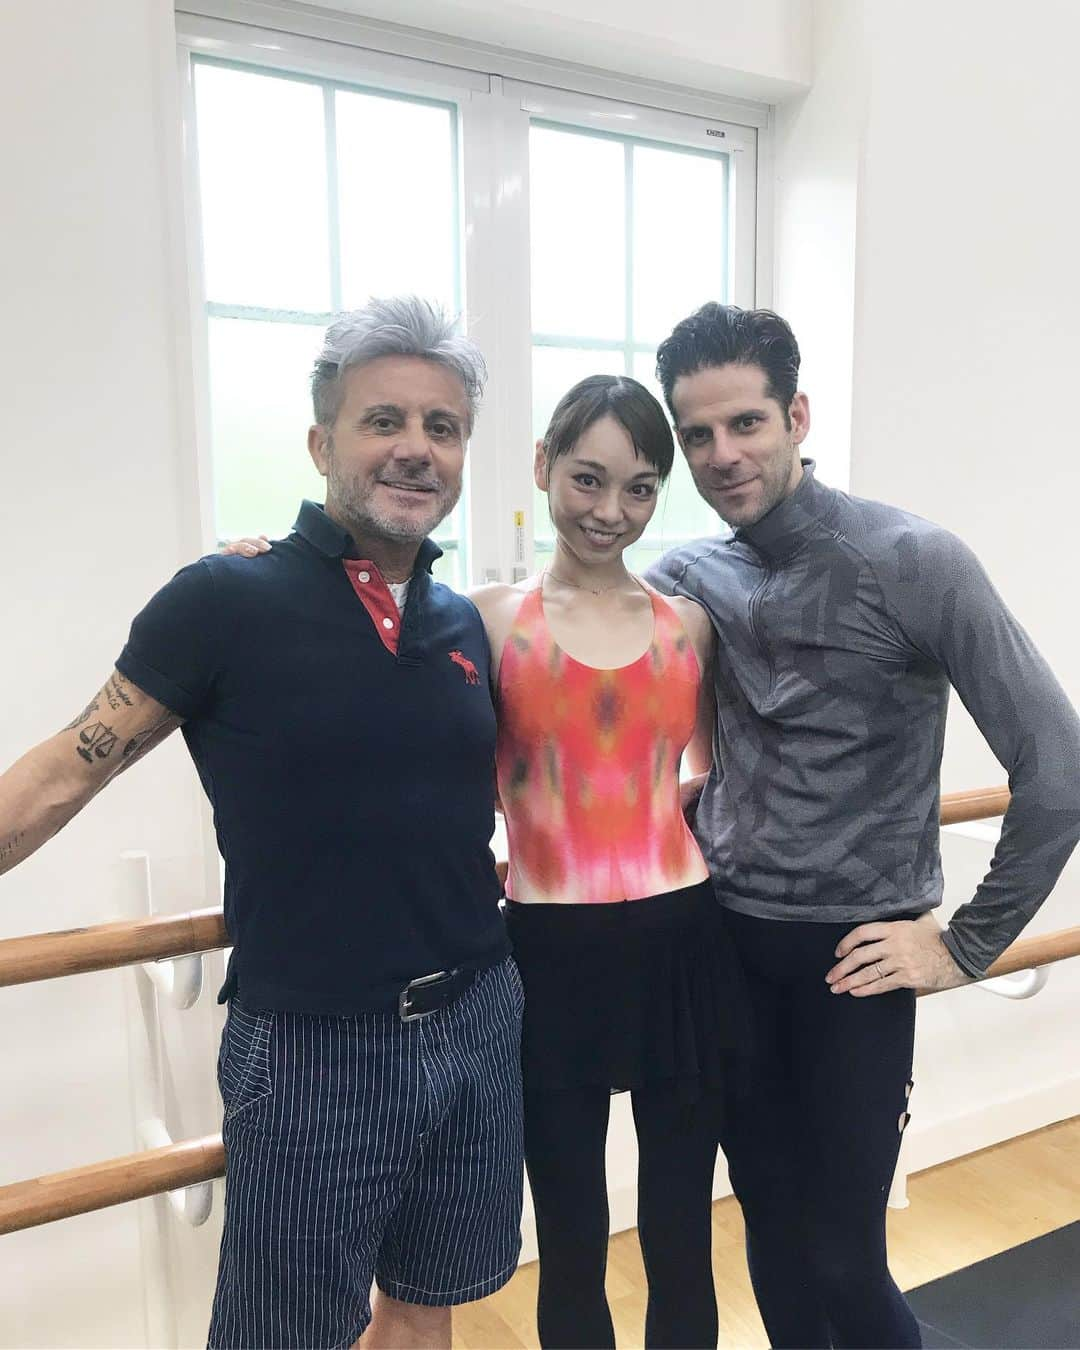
[850,0,1080,746]
[326,0,812,99]
[0,2,223,1345]
[771,0,867,489]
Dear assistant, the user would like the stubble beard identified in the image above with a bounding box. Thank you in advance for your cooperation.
[705,439,800,529]
[325,442,461,543]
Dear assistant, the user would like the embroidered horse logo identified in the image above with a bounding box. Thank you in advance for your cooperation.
[449,650,480,685]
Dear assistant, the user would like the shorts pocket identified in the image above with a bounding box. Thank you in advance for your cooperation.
[507,957,526,1016]
[218,1002,275,1122]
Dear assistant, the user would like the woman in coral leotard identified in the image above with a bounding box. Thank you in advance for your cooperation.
[471,375,748,1350]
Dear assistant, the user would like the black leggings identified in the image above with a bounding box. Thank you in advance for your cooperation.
[721,909,921,1349]
[524,1082,723,1349]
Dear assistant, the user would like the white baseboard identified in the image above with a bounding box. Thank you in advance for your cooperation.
[898,1073,1080,1180]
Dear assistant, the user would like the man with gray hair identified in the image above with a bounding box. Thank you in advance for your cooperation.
[0,296,524,1348]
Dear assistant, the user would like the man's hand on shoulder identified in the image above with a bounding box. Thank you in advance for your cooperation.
[826,910,975,996]
[221,535,271,558]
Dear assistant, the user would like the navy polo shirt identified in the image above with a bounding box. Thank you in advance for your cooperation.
[116,501,507,1014]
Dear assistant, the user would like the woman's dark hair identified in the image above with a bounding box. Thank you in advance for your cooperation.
[541,374,675,480]
[655,303,801,428]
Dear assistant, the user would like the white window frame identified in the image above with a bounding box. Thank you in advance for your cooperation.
[176,2,769,583]
[508,82,757,571]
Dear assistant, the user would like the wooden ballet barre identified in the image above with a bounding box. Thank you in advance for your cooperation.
[982,924,1080,979]
[938,785,1011,826]
[0,1133,224,1236]
[0,789,1012,989]
[2,922,1080,1237]
[0,907,227,989]
[0,863,507,988]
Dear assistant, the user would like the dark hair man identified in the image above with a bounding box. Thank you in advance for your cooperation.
[0,297,524,1349]
[647,302,1080,1349]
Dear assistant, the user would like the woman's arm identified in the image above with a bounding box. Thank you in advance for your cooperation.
[685,673,716,782]
[676,597,717,795]
[467,584,520,818]
[467,582,525,690]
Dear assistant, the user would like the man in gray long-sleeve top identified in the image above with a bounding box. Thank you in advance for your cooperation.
[646,303,1080,1350]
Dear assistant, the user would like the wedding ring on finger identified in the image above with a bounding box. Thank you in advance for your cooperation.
[875,961,886,980]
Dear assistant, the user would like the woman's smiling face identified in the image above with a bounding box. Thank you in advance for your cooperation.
[535,414,661,565]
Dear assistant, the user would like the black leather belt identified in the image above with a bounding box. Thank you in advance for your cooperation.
[397,968,476,1022]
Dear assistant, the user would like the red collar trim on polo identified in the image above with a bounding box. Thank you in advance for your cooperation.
[342,559,402,655]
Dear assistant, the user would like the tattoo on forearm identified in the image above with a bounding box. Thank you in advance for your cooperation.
[63,698,100,732]
[76,721,119,763]
[104,674,134,711]
[121,714,177,767]
[122,729,157,760]
[0,832,26,864]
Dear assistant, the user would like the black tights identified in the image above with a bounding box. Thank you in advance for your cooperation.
[524,1083,722,1349]
[721,909,922,1350]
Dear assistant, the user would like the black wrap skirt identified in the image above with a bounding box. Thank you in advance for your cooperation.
[504,879,751,1102]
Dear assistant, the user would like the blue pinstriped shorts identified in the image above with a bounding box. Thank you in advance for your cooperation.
[207,958,525,1349]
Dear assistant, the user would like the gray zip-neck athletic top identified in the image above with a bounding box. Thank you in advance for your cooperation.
[646,461,1080,977]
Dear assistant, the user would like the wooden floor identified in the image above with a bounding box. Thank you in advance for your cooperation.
[453,1115,1080,1349]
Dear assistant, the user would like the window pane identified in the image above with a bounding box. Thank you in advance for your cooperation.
[194,64,330,311]
[337,92,456,310]
[430,473,465,590]
[430,544,462,591]
[208,317,325,540]
[631,352,718,551]
[632,144,726,345]
[532,346,625,542]
[530,127,625,340]
[622,539,669,576]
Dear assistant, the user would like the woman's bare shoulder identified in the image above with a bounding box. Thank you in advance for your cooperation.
[467,581,514,618]
[470,578,541,680]
[468,577,539,615]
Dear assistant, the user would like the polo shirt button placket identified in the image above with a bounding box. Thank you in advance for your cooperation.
[344,561,404,656]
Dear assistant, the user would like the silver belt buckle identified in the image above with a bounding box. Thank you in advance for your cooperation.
[398,969,451,1023]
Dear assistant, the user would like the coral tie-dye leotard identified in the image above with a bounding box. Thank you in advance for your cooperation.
[496,582,710,904]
